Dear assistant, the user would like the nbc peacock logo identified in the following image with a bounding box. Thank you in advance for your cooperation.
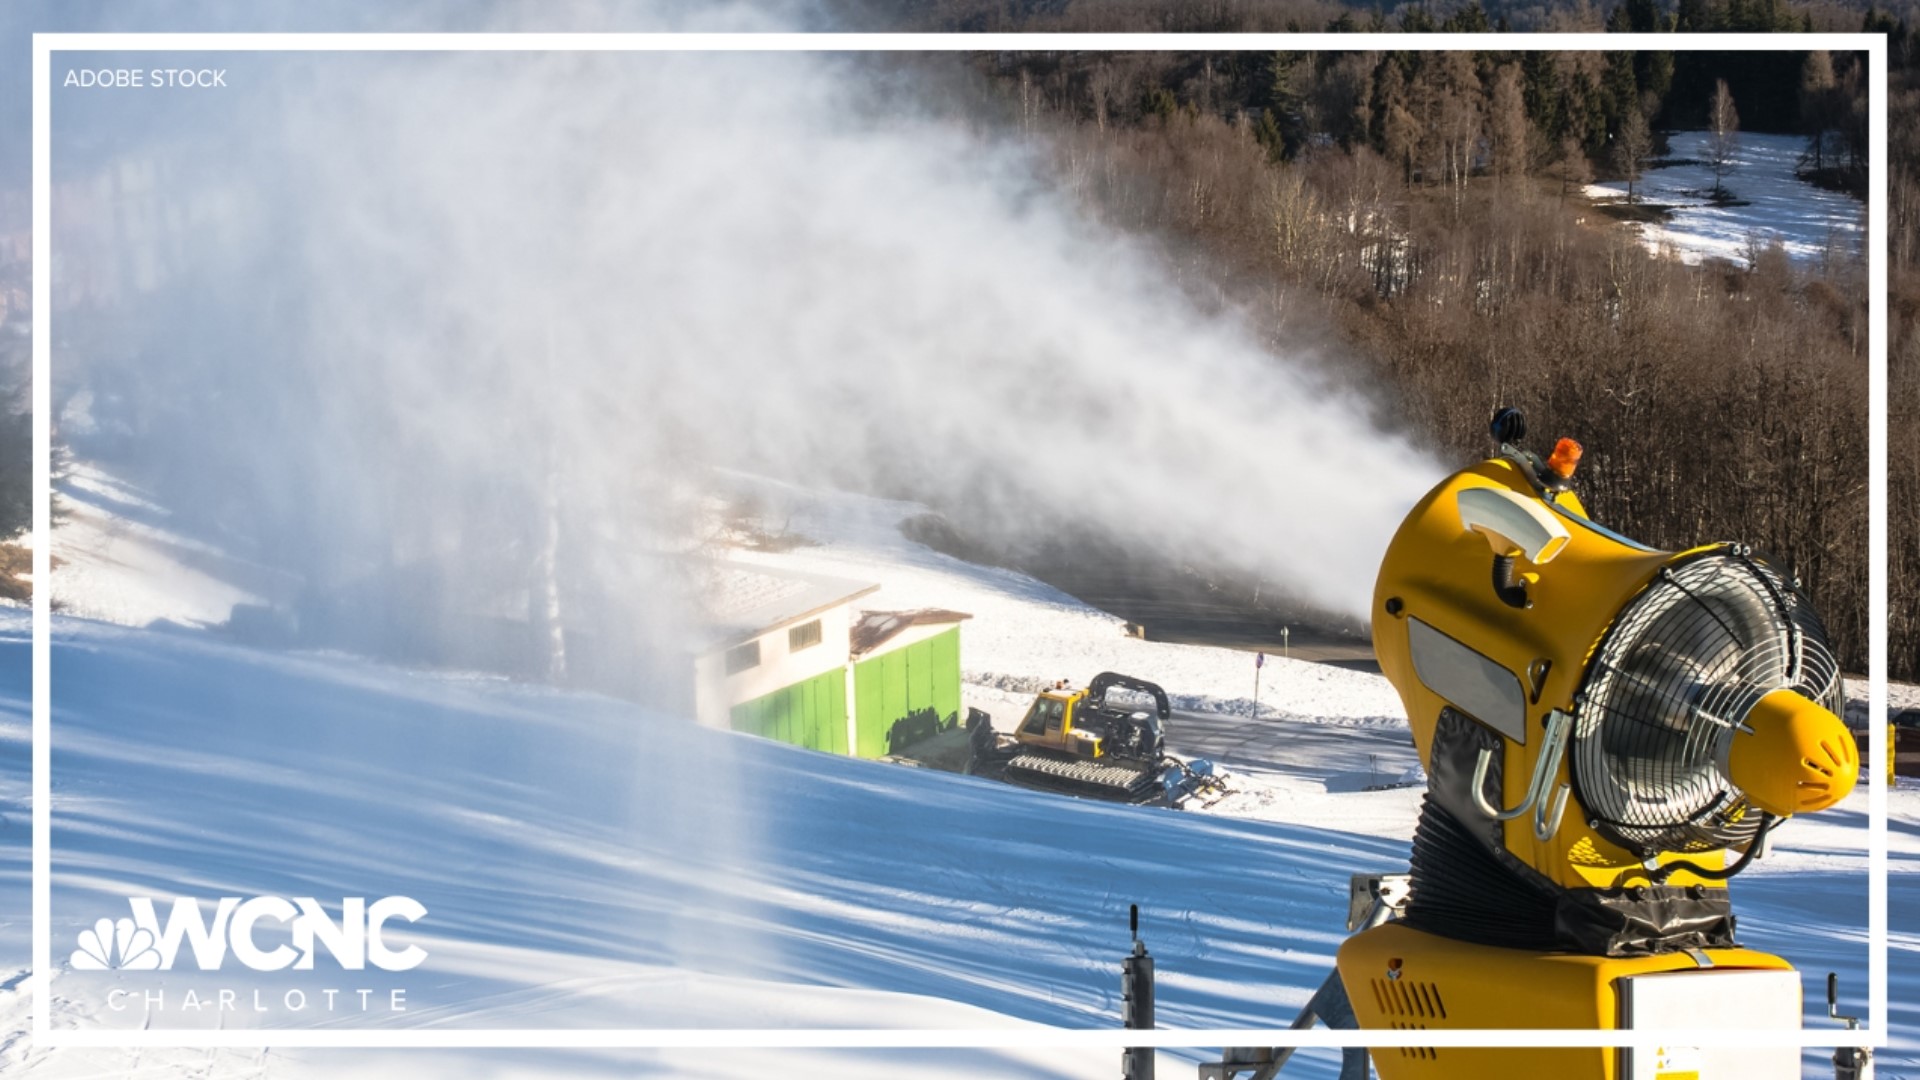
[70,917,162,971]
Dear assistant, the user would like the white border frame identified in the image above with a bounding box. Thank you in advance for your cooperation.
[29,30,1887,1054]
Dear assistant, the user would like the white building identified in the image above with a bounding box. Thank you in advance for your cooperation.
[692,564,877,752]
[691,562,970,759]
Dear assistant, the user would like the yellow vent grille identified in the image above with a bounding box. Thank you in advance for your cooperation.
[1370,978,1444,1060]
[1369,977,1449,1020]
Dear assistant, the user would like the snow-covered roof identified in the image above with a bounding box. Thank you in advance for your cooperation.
[850,608,972,657]
[696,562,877,648]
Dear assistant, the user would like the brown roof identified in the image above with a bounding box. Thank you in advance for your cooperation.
[850,608,972,657]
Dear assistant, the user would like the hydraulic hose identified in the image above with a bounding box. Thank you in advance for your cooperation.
[1646,813,1779,884]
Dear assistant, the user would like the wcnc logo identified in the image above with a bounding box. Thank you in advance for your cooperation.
[70,897,428,973]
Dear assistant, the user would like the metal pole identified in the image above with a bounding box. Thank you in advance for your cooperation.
[1123,905,1155,1080]
[1252,652,1264,719]
[1830,974,1873,1080]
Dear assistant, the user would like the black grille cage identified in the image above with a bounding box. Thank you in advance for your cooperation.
[1570,549,1842,855]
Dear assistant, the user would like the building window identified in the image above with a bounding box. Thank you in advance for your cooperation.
[724,641,761,675]
[788,619,823,652]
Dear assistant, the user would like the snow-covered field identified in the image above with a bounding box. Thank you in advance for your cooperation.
[1585,130,1865,267]
[0,467,1912,1078]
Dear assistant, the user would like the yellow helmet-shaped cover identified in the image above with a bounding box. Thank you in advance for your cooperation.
[1730,688,1860,816]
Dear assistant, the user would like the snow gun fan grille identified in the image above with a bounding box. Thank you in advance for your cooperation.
[1570,551,1842,854]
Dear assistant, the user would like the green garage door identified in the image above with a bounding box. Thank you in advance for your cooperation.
[853,627,961,758]
[730,668,848,755]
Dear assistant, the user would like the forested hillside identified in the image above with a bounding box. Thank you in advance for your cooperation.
[849,10,1898,678]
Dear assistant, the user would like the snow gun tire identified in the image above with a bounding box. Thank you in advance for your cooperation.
[1001,752,1164,804]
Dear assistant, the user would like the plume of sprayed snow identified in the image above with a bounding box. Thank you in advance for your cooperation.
[53,49,1446,681]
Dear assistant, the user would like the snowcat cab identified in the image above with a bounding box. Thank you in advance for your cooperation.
[992,672,1183,802]
[966,672,1221,807]
[1013,672,1169,761]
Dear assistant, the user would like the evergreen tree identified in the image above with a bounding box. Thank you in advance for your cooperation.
[1604,52,1640,137]
[1566,66,1612,156]
[1265,52,1310,157]
[1253,108,1287,162]
[1522,51,1563,140]
[1625,0,1662,31]
[1375,59,1419,183]
[1441,2,1491,32]
[1639,51,1675,108]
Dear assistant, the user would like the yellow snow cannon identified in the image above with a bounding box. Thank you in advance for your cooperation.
[1339,407,1857,1079]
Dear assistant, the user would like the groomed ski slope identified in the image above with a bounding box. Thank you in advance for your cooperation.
[0,469,1913,1077]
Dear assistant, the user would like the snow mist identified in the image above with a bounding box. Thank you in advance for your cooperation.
[53,49,1444,677]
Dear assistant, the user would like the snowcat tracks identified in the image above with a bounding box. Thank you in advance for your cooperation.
[1001,752,1163,804]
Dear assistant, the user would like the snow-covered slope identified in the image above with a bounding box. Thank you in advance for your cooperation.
[3,468,1913,1078]
[1585,130,1865,267]
[7,614,1905,1079]
[3,614,1404,1077]
[49,463,296,629]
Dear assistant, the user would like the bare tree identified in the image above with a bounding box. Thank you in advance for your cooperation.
[1707,78,1740,199]
[1088,62,1119,133]
[1615,107,1652,203]
[1556,133,1594,201]
[1490,63,1531,182]
[1424,52,1484,216]
[1799,51,1836,173]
